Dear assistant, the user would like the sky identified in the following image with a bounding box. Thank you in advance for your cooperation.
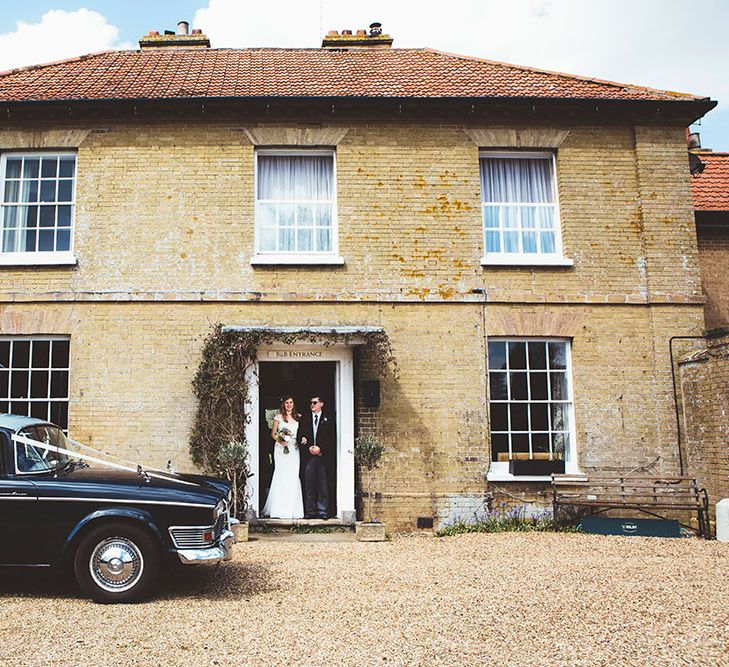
[0,0,727,151]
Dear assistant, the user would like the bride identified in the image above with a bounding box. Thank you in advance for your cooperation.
[262,395,304,519]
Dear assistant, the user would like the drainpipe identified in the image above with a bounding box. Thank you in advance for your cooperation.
[669,335,706,475]
[472,287,489,481]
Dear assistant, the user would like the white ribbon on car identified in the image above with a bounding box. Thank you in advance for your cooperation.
[10,432,200,487]
[65,435,182,478]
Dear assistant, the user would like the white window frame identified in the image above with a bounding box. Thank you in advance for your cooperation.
[479,151,572,267]
[0,335,71,432]
[486,337,580,481]
[0,151,78,266]
[251,148,344,266]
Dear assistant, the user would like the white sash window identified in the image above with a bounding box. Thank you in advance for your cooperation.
[487,338,578,479]
[0,152,77,265]
[480,152,570,266]
[253,150,342,265]
[0,337,70,431]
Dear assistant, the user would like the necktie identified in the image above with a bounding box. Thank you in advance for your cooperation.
[314,414,319,427]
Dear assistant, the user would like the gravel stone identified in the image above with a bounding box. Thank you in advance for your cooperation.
[1,532,727,666]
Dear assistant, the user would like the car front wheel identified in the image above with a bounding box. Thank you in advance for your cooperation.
[73,522,160,603]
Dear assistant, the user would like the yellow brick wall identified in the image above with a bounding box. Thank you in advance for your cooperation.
[0,121,703,305]
[679,331,729,514]
[0,119,708,530]
[0,300,704,529]
[696,225,729,329]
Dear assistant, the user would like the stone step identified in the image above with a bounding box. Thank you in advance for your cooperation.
[255,518,350,528]
[251,530,357,543]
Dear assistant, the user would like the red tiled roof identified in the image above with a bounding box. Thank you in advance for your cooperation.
[692,152,729,211]
[0,47,710,103]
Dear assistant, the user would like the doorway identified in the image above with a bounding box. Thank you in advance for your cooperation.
[258,361,337,516]
[245,344,356,523]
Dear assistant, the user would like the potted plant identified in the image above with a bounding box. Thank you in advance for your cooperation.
[213,440,252,542]
[354,434,386,541]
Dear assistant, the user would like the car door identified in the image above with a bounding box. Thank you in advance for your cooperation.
[26,424,96,558]
[0,429,41,565]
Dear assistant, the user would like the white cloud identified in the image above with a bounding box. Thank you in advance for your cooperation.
[193,0,726,96]
[1,2,725,147]
[0,9,132,72]
[193,0,322,48]
[192,0,728,147]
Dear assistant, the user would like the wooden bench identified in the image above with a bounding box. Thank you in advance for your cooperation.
[551,475,711,538]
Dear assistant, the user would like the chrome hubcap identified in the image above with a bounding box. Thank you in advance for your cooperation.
[89,537,144,592]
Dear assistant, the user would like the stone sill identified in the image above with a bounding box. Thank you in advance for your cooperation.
[487,473,553,482]
[487,472,587,483]
[251,254,345,266]
[0,252,77,267]
[481,255,574,267]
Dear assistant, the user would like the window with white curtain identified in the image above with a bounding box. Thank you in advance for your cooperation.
[0,152,76,264]
[480,152,567,264]
[254,150,339,262]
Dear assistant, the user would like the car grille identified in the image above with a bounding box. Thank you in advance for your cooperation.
[169,513,228,550]
[213,512,227,539]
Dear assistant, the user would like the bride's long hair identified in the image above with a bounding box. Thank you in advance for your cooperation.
[278,395,300,423]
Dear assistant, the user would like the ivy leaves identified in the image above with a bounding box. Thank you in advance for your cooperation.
[189,323,396,474]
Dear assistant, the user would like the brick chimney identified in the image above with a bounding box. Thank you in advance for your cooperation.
[321,22,393,48]
[139,21,210,50]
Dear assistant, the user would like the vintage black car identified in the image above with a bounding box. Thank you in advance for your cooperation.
[0,414,239,603]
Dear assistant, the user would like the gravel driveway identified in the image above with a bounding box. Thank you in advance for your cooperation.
[1,532,727,666]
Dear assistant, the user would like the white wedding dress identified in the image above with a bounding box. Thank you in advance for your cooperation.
[262,417,304,519]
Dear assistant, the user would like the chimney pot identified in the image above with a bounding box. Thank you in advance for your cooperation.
[139,25,210,49]
[321,22,392,49]
[688,132,702,150]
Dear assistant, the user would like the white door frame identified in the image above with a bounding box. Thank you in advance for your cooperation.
[244,343,355,522]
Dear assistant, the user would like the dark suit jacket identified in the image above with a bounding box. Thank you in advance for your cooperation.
[298,411,335,464]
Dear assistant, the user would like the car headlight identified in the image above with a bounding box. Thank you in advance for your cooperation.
[214,499,226,520]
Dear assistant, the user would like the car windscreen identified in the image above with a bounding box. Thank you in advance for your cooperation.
[15,425,71,474]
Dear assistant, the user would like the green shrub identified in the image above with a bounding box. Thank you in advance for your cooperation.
[435,507,571,537]
[211,440,251,517]
[354,434,385,522]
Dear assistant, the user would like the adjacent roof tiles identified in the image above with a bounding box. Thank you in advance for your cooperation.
[692,152,729,211]
[0,48,708,103]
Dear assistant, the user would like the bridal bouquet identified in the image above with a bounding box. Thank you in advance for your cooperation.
[277,427,293,454]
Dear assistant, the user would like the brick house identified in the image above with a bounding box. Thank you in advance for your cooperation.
[690,144,729,329]
[0,25,718,529]
[677,142,729,512]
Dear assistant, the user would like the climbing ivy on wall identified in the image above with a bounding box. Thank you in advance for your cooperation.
[189,323,396,503]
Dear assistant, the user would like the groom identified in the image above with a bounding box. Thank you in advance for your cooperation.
[299,394,334,519]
